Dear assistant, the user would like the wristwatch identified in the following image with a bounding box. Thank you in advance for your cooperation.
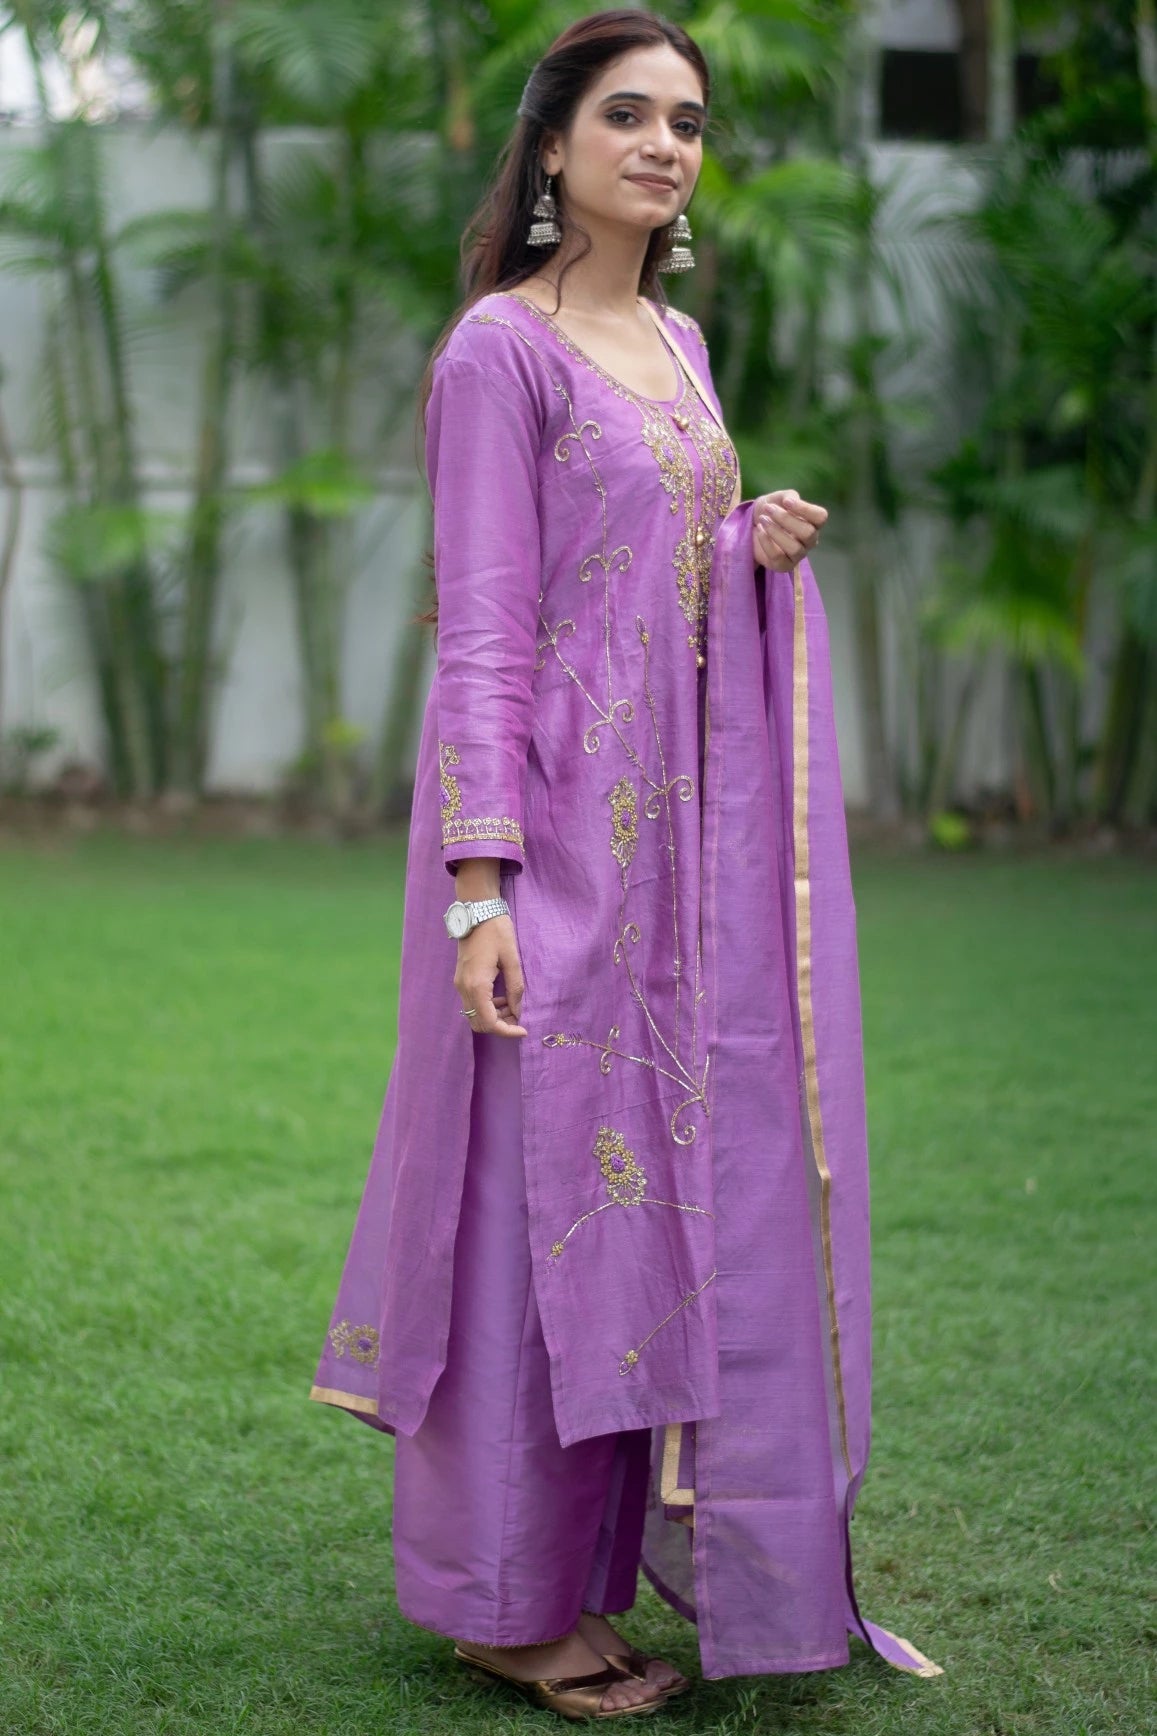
[443,895,510,940]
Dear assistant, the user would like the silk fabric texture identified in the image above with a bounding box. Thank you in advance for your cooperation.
[310,291,943,1681]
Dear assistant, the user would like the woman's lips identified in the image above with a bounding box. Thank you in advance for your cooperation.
[627,175,677,190]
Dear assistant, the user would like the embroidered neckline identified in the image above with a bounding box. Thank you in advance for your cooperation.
[493,291,690,410]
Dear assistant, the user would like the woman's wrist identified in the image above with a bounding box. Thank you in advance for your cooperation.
[454,857,503,901]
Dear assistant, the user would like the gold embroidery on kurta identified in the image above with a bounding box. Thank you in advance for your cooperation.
[438,740,461,822]
[609,776,638,869]
[529,525,708,1139]
[595,1125,647,1205]
[443,814,525,850]
[546,1128,712,1262]
[465,303,718,1373]
[547,1195,713,1262]
[663,306,707,345]
[618,1269,717,1376]
[555,420,602,461]
[438,738,524,852]
[468,308,711,1135]
[328,1320,380,1368]
[496,294,736,657]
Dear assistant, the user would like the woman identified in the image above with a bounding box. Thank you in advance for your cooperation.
[310,8,944,1721]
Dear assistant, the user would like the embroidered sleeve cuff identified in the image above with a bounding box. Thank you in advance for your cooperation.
[442,815,526,875]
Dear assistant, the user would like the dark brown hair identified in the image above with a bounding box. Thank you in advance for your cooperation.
[411,9,711,626]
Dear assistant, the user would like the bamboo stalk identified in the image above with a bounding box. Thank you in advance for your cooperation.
[83,133,165,795]
[0,383,25,749]
[172,8,238,797]
[840,7,899,820]
[239,121,330,805]
[15,10,153,795]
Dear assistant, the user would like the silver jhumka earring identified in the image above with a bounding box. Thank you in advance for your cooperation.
[657,210,695,274]
[527,173,562,248]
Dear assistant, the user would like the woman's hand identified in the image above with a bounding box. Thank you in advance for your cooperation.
[753,490,828,572]
[454,914,528,1038]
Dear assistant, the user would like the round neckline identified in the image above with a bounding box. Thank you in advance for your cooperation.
[494,290,686,408]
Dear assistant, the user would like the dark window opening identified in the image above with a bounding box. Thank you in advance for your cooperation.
[880,51,962,143]
[879,49,1062,142]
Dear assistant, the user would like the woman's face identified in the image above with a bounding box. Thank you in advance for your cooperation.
[542,44,706,239]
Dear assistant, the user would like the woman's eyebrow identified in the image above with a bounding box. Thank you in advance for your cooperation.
[601,89,707,117]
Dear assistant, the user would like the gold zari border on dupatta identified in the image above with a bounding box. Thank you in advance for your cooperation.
[877,1626,946,1678]
[645,304,740,1526]
[309,1383,380,1417]
[790,564,853,1484]
[660,1422,695,1506]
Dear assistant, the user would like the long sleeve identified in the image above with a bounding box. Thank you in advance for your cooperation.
[426,355,543,875]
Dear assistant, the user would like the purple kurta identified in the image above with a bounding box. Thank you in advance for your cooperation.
[310,291,943,1681]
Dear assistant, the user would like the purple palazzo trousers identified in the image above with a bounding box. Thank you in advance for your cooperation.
[391,1029,654,1645]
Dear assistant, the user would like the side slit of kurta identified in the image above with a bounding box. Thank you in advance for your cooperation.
[392,1031,652,1645]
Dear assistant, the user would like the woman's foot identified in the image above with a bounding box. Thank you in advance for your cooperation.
[577,1611,689,1697]
[455,1628,660,1714]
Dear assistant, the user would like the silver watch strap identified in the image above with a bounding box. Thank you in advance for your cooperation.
[466,896,509,929]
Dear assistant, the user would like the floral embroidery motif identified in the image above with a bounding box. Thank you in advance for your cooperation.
[329,1320,380,1368]
[595,1126,647,1206]
[609,777,638,870]
[438,738,524,852]
[547,1124,712,1261]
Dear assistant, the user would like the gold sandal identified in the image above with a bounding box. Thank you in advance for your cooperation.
[602,1646,692,1700]
[454,1645,667,1721]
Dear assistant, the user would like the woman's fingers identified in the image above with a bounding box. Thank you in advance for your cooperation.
[461,978,524,1037]
[498,940,525,1023]
[454,920,528,1039]
[754,520,803,568]
[768,504,816,544]
[767,489,828,528]
[765,521,804,559]
[754,489,828,572]
[457,973,499,1033]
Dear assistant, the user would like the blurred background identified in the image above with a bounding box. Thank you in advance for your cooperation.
[0,7,1153,1736]
[0,0,1153,838]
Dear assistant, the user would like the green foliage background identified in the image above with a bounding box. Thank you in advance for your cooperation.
[0,0,1153,827]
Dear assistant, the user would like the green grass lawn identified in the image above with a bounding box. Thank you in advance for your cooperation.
[0,833,1152,1736]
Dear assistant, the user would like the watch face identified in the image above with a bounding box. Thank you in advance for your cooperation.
[446,901,470,939]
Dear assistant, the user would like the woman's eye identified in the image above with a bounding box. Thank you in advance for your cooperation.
[606,109,701,138]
